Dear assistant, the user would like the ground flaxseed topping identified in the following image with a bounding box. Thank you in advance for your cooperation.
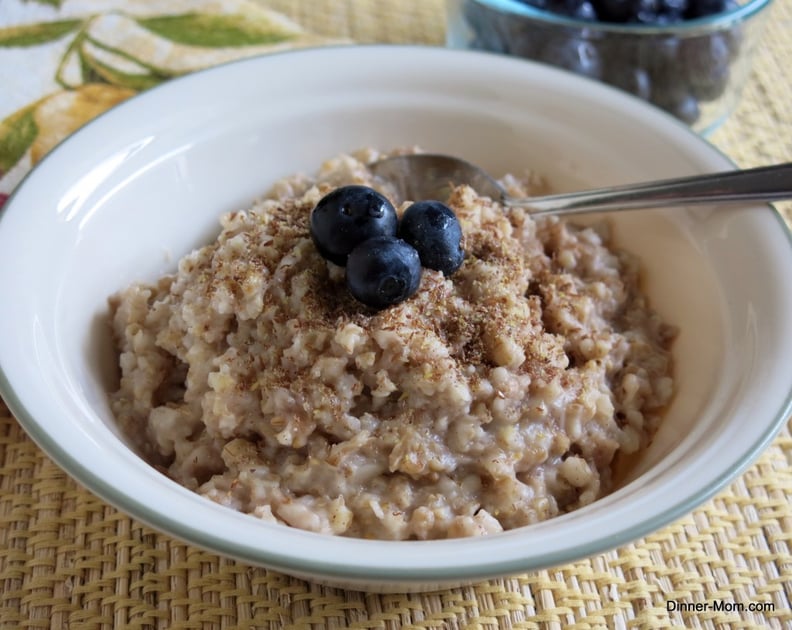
[109,149,676,540]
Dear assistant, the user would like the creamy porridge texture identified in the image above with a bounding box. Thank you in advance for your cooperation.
[109,149,676,540]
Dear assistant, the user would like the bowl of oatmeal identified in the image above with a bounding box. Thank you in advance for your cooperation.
[0,46,790,591]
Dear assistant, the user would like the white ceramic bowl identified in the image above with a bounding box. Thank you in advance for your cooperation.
[0,46,790,592]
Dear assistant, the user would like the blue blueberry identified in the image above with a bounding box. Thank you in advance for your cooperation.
[545,0,598,18]
[657,0,688,19]
[629,0,660,23]
[686,0,733,17]
[593,0,634,21]
[681,33,732,101]
[540,39,602,80]
[569,0,598,19]
[398,201,465,276]
[652,87,701,125]
[310,185,398,266]
[604,65,652,101]
[346,237,422,310]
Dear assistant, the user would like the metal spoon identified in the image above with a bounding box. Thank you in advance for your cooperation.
[369,153,792,216]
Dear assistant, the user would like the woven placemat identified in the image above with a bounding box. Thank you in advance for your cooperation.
[1,0,791,628]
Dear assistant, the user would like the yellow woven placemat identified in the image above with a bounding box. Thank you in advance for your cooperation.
[1,0,791,628]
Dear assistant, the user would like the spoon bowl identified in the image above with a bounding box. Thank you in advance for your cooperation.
[370,153,792,216]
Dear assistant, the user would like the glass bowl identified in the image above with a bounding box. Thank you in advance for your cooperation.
[446,0,772,134]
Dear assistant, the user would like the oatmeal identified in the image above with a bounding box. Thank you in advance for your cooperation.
[109,149,676,540]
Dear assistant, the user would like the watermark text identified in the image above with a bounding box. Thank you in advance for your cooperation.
[667,599,775,614]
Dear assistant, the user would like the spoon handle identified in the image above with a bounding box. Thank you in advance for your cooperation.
[507,163,792,216]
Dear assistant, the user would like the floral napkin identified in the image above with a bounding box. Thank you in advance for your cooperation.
[0,0,335,206]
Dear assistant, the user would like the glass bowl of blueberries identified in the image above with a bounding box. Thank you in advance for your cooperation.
[446,0,771,134]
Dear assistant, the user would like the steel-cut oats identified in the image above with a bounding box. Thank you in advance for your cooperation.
[109,150,676,540]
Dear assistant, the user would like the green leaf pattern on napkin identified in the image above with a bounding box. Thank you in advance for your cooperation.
[78,47,166,91]
[22,0,64,8]
[0,19,81,47]
[137,13,297,48]
[0,0,334,199]
[0,106,38,175]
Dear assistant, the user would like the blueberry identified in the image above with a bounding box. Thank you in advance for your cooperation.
[505,22,550,60]
[346,236,422,309]
[398,201,465,276]
[657,0,688,19]
[545,0,597,18]
[540,39,602,80]
[681,33,732,101]
[652,10,686,22]
[568,0,599,19]
[685,0,732,17]
[310,185,398,266]
[593,0,634,21]
[604,65,652,101]
[629,0,661,23]
[652,87,701,125]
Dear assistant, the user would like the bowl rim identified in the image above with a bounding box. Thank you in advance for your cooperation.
[1,44,791,583]
[465,0,772,34]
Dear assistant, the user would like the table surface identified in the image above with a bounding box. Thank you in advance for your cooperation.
[1,0,790,628]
